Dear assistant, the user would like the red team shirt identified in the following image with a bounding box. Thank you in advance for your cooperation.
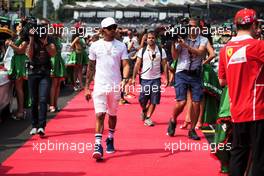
[219,35,264,123]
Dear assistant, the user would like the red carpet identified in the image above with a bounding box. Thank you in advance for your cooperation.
[0,86,220,176]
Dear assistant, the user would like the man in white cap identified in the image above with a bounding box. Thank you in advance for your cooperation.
[84,17,130,161]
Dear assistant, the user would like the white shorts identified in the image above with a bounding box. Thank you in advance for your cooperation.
[92,91,121,116]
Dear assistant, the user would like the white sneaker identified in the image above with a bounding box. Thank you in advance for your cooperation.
[30,128,37,135]
[73,86,79,91]
[37,128,45,136]
[144,118,155,126]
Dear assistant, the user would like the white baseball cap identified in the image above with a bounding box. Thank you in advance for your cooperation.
[101,17,116,28]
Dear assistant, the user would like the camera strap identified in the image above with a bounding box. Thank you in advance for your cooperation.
[140,45,163,75]
[188,36,201,71]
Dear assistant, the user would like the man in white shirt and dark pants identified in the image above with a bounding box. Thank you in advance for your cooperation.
[133,31,168,126]
[84,17,130,161]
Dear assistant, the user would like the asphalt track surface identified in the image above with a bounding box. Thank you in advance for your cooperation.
[0,85,79,163]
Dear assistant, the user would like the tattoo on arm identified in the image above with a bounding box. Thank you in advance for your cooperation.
[85,60,96,89]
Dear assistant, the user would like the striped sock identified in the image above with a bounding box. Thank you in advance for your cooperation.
[95,134,102,144]
[108,129,115,139]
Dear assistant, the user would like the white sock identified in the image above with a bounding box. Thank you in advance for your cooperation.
[95,133,102,144]
[108,128,115,139]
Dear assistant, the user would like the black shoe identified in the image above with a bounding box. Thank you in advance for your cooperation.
[55,107,61,112]
[167,120,176,137]
[93,144,104,160]
[106,138,115,154]
[188,129,201,140]
[140,111,147,121]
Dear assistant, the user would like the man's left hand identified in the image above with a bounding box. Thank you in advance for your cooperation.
[84,88,92,102]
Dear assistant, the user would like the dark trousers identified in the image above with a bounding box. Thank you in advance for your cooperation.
[230,120,264,176]
[28,74,51,129]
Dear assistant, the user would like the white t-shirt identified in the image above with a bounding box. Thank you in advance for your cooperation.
[137,45,167,80]
[89,39,128,92]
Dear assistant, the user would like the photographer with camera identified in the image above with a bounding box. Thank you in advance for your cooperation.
[167,18,207,140]
[27,18,56,137]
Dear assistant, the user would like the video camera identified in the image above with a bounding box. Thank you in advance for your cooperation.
[20,17,49,41]
[162,18,190,42]
[20,16,37,41]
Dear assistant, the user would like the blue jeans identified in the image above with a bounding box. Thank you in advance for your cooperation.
[28,74,51,129]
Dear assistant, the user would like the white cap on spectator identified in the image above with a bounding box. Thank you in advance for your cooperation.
[101,17,116,28]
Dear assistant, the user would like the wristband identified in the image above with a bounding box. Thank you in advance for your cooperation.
[122,78,129,82]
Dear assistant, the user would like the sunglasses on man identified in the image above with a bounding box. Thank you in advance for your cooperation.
[104,24,117,31]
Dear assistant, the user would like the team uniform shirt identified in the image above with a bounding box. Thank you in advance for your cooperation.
[218,35,264,123]
[137,45,167,80]
[89,39,128,92]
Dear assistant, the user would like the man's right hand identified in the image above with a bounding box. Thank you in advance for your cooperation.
[84,88,92,102]
[178,38,188,48]
[142,34,147,42]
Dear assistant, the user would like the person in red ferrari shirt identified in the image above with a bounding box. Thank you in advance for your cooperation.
[218,8,264,176]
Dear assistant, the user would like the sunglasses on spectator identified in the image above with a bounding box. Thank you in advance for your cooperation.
[105,24,117,31]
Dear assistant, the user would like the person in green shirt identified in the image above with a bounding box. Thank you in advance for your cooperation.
[49,23,66,112]
[69,31,88,91]
[6,19,29,120]
[213,86,232,174]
